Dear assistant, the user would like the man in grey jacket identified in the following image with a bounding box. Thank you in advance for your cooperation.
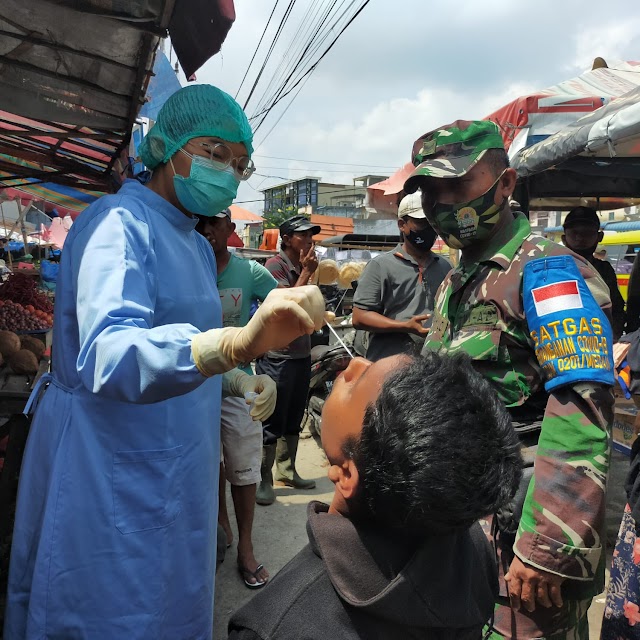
[228,351,522,639]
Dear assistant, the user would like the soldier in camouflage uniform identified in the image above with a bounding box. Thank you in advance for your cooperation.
[403,120,615,639]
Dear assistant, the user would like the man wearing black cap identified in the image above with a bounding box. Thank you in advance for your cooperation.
[255,215,321,505]
[562,206,625,340]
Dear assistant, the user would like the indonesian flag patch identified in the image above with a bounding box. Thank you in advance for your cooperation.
[531,280,583,317]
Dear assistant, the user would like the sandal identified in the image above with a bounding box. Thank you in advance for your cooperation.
[238,563,268,589]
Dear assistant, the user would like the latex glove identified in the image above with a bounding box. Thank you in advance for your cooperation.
[222,369,277,422]
[192,285,325,377]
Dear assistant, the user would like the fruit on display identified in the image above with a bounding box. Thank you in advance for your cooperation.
[0,301,53,332]
[317,259,340,285]
[338,261,366,289]
[0,272,54,313]
[8,349,39,375]
[0,330,21,358]
[20,335,46,360]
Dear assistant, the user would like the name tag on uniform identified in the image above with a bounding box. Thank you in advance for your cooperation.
[463,304,498,327]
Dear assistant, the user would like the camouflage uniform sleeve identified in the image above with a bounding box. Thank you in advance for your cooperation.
[514,383,614,580]
[515,257,614,580]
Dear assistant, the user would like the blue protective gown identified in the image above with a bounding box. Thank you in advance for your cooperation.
[4,180,222,639]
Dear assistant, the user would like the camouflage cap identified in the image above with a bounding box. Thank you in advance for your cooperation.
[404,120,505,194]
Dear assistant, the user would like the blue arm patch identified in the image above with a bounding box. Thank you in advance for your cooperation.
[523,256,614,392]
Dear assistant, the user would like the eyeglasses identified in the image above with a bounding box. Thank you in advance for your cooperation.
[186,141,255,181]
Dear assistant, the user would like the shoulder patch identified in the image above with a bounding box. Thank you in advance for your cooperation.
[523,256,614,391]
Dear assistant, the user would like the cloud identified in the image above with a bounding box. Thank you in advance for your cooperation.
[197,0,640,213]
[236,80,538,210]
[569,17,640,72]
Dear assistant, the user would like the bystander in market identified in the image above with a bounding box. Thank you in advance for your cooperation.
[197,208,278,589]
[562,206,626,340]
[352,192,450,361]
[255,215,322,506]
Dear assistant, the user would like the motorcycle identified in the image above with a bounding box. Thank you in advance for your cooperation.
[304,320,357,437]
[305,281,368,436]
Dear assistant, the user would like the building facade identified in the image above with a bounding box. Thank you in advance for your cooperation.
[260,175,388,219]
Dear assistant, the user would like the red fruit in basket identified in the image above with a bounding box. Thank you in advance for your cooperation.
[25,304,35,313]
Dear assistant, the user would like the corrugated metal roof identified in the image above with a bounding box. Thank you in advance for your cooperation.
[311,214,354,241]
[0,0,236,204]
[601,221,640,232]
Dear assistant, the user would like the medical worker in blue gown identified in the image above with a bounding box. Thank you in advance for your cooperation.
[3,85,325,640]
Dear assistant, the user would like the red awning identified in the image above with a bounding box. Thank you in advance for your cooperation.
[368,163,414,195]
[228,231,244,248]
[229,204,262,222]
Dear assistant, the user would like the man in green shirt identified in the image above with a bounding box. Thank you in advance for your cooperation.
[198,209,278,589]
[404,120,615,639]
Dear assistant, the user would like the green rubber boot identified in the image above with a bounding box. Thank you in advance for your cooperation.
[274,435,316,490]
[255,443,276,506]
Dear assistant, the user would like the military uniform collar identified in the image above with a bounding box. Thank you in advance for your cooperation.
[461,211,531,270]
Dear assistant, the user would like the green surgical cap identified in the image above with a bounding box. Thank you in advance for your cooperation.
[139,84,253,170]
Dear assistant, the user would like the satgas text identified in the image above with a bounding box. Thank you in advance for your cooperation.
[530,317,603,347]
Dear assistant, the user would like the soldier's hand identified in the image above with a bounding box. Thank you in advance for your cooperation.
[505,556,564,613]
[404,314,431,336]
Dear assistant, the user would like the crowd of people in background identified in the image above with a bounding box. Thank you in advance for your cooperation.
[4,81,640,640]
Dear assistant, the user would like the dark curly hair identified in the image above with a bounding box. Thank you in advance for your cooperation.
[345,351,522,533]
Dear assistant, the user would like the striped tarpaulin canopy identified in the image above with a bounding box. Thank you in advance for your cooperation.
[0,0,237,215]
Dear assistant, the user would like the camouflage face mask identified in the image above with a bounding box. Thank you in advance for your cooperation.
[425,171,506,249]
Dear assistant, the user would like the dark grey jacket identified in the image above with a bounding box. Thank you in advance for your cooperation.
[228,501,498,640]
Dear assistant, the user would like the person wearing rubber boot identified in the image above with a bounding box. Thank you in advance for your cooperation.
[255,215,321,505]
[196,209,278,589]
[405,120,615,639]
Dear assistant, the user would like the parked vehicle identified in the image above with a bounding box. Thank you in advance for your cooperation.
[599,231,640,301]
[304,322,354,437]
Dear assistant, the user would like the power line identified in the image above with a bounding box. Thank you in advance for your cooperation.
[249,0,371,128]
[234,0,280,100]
[251,0,324,116]
[253,73,312,145]
[259,0,355,118]
[242,0,297,110]
[257,165,391,174]
[253,154,399,169]
[251,0,356,132]
[251,0,343,125]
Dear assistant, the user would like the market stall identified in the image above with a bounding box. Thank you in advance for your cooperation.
[510,84,640,210]
[485,59,640,160]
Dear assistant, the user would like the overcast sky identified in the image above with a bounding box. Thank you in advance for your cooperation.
[177,0,640,213]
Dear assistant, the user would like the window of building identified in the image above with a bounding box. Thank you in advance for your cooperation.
[535,212,549,228]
